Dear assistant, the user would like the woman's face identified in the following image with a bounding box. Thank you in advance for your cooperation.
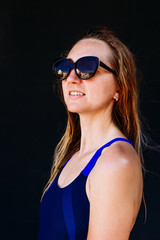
[62,38,119,115]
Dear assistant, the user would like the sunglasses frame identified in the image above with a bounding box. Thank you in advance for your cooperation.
[53,56,117,81]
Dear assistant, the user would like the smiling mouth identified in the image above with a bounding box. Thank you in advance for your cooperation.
[69,91,85,96]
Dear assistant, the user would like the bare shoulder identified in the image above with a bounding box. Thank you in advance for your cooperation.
[91,140,142,180]
[88,140,143,205]
[86,141,143,239]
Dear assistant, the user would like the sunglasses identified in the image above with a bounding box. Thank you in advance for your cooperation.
[53,56,117,81]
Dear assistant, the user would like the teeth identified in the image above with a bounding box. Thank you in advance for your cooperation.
[70,92,84,96]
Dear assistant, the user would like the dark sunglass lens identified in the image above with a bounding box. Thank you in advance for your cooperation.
[54,59,70,80]
[76,57,97,79]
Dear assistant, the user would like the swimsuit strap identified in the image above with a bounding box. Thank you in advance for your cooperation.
[63,138,134,174]
[81,138,134,176]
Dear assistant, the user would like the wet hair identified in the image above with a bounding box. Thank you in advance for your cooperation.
[42,26,145,199]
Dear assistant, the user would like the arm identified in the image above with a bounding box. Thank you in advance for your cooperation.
[87,142,143,240]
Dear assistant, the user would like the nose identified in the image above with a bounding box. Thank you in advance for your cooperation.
[66,68,82,84]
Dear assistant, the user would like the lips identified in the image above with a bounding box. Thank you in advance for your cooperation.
[69,90,85,96]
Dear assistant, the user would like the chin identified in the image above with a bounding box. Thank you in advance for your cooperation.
[66,103,85,114]
[67,108,82,114]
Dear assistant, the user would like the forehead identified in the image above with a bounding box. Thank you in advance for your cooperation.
[67,38,112,62]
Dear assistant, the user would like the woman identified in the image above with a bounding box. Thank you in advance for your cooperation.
[38,26,144,240]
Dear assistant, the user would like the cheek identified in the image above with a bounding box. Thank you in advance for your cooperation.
[62,81,65,93]
[62,82,66,98]
[90,80,116,100]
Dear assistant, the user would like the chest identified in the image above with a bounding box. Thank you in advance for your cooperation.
[38,172,90,240]
[57,153,95,199]
[59,169,91,204]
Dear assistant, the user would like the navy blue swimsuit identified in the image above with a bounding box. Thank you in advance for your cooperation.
[38,138,134,240]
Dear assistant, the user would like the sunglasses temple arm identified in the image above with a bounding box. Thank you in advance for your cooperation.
[100,61,117,76]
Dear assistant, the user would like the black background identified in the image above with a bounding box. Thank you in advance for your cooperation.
[0,0,160,239]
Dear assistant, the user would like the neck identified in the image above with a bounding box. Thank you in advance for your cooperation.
[78,109,122,156]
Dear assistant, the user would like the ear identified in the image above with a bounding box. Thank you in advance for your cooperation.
[113,89,120,102]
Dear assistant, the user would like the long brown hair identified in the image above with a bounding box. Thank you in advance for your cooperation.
[42,26,145,199]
